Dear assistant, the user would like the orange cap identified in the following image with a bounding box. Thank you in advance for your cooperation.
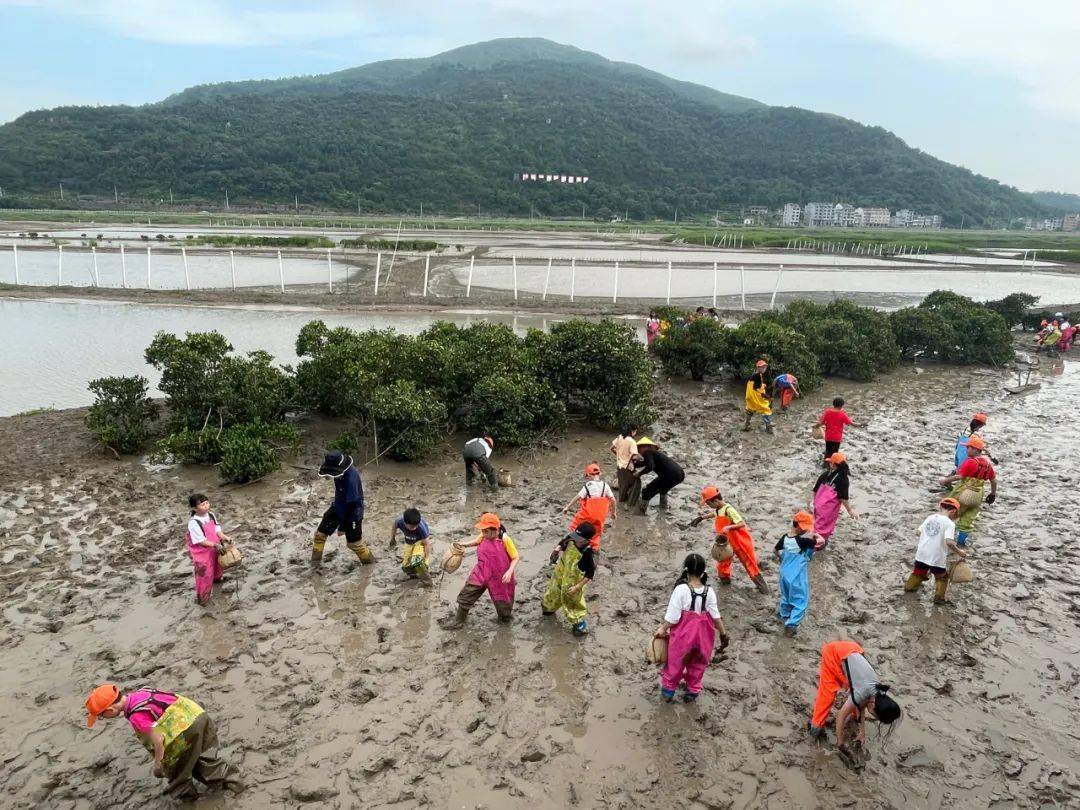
[755,359,768,368]
[86,684,120,728]
[966,435,986,450]
[826,452,846,464]
[701,485,721,503]
[972,412,988,424]
[585,463,601,475]
[940,497,961,511]
[475,512,501,530]
[793,511,815,531]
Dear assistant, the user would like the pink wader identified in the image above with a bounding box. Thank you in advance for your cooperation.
[467,536,515,606]
[661,597,717,695]
[187,518,223,604]
[813,483,842,542]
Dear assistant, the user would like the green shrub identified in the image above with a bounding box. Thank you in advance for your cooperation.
[780,300,899,382]
[727,319,822,389]
[462,373,567,446]
[986,293,1039,329]
[890,308,948,359]
[216,351,296,424]
[85,376,158,454]
[370,380,448,461]
[917,291,1014,364]
[649,317,729,381]
[150,426,224,466]
[218,421,299,483]
[415,322,530,406]
[144,331,231,429]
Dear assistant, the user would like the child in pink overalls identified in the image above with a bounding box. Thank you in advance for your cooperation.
[186,494,233,606]
[441,512,519,628]
[655,553,730,702]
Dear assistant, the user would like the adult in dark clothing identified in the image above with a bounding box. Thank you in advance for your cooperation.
[633,437,685,513]
[462,436,497,488]
[312,450,374,566]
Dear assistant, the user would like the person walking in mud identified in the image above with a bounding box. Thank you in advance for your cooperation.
[390,506,433,584]
[950,412,996,475]
[700,486,769,593]
[938,435,997,547]
[85,684,243,800]
[905,497,963,604]
[462,436,497,488]
[312,450,374,567]
[633,437,685,514]
[441,512,519,628]
[744,359,774,433]
[185,493,234,606]
[815,397,864,464]
[542,522,597,636]
[775,511,821,636]
[773,372,800,412]
[811,452,857,546]
[562,462,617,548]
[656,553,729,702]
[808,641,902,767]
[611,426,641,505]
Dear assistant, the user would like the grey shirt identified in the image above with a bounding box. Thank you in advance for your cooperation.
[844,652,879,706]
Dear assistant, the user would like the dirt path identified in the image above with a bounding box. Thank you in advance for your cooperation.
[1,357,1079,808]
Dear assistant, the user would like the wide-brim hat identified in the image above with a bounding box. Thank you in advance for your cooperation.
[319,450,353,478]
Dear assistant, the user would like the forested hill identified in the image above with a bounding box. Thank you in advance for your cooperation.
[0,38,1046,225]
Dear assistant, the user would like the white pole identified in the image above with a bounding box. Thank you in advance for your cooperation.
[422,254,430,297]
[712,261,718,308]
[181,246,190,290]
[57,245,63,286]
[91,245,99,287]
[542,257,552,301]
[770,264,784,310]
[465,255,472,297]
[277,250,284,293]
[666,261,672,304]
[11,243,18,285]
[120,244,127,288]
[327,248,333,293]
[146,245,151,289]
[229,250,236,290]
[740,264,746,311]
[613,261,619,303]
[512,255,518,301]
[375,252,382,296]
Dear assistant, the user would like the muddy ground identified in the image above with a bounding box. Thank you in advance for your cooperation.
[2,354,1080,809]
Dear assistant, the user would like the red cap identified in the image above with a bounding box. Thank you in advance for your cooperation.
[585,463,601,475]
[475,512,501,530]
[701,485,721,503]
[86,684,120,728]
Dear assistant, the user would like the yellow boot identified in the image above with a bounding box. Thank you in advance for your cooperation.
[933,577,949,604]
[311,532,328,566]
[904,572,925,592]
[347,542,376,565]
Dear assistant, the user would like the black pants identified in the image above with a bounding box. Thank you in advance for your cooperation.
[617,467,640,505]
[317,507,363,543]
[641,472,684,502]
[463,451,497,486]
[824,440,842,460]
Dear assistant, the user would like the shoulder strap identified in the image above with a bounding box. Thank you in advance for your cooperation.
[689,586,707,612]
[124,689,177,721]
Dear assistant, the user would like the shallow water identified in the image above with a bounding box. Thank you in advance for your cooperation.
[0,298,602,415]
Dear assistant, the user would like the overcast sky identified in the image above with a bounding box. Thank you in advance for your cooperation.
[2,0,1077,193]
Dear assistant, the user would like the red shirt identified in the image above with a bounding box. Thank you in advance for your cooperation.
[957,456,995,480]
[820,408,853,442]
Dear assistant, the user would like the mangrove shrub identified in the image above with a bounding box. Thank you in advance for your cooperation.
[370,380,448,462]
[462,373,567,446]
[85,375,158,454]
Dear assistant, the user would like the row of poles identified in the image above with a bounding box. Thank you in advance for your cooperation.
[7,244,784,309]
[787,239,931,256]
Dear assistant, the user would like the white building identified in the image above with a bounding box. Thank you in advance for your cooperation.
[1063,213,1080,232]
[858,207,890,227]
[892,209,914,228]
[834,203,858,227]
[911,214,943,229]
[804,202,835,227]
[782,203,802,226]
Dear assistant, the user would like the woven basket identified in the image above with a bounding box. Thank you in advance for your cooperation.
[647,628,668,665]
[441,544,465,573]
[811,424,825,440]
[217,543,243,570]
[711,536,734,562]
[498,469,513,487]
[950,560,974,583]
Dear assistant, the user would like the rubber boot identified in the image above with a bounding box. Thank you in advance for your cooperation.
[440,606,469,629]
[742,412,753,431]
[347,542,375,565]
[933,577,949,604]
[765,420,775,434]
[658,491,669,509]
[310,532,328,566]
[636,497,651,515]
[904,572,925,592]
[752,573,769,594]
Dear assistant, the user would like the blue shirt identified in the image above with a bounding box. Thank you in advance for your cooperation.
[774,374,795,389]
[333,467,364,520]
[394,517,430,543]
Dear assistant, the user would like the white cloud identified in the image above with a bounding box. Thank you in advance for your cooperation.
[833,0,1080,123]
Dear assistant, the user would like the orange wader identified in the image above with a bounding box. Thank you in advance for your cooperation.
[811,640,864,729]
[569,484,611,551]
[780,388,794,409]
[714,508,761,581]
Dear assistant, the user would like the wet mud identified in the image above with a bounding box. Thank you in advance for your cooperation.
[2,356,1079,808]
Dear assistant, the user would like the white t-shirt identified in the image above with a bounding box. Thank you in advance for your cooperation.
[915,513,955,569]
[664,583,721,623]
[577,480,614,500]
[187,513,220,546]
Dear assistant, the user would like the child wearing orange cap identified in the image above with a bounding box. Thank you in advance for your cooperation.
[441,512,519,628]
[905,498,964,603]
[84,684,242,799]
[939,435,997,547]
[775,511,822,636]
[700,487,769,594]
[952,412,995,473]
[743,359,774,433]
[773,372,801,411]
[561,462,617,549]
[812,453,857,545]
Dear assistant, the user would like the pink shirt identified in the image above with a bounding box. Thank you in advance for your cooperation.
[124,690,178,735]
